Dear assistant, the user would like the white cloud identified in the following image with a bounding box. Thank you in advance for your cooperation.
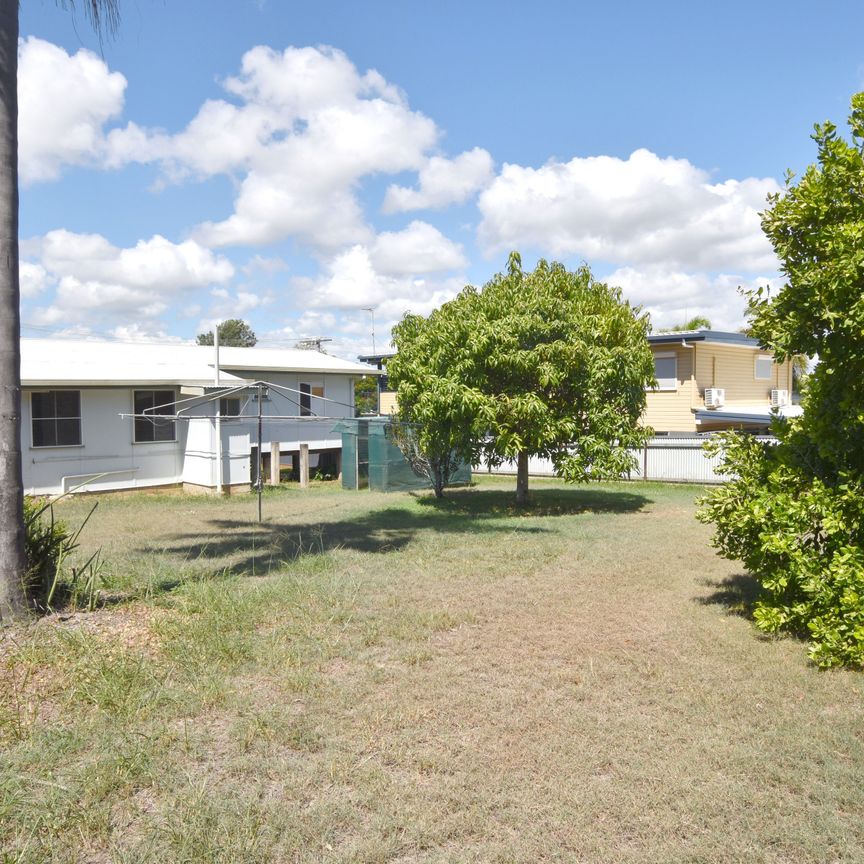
[242,254,288,275]
[108,324,189,344]
[383,147,495,212]
[18,37,127,184]
[28,230,234,325]
[105,45,439,250]
[370,221,467,275]
[606,265,783,331]
[478,149,780,272]
[20,262,50,298]
[297,243,465,319]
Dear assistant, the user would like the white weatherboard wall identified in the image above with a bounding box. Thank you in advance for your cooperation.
[23,388,186,495]
[229,370,353,453]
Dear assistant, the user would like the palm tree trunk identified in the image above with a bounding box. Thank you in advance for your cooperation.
[0,0,27,622]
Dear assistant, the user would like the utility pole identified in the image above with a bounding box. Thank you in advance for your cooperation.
[256,383,263,523]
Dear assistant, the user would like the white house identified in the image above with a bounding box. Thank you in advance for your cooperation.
[21,338,378,496]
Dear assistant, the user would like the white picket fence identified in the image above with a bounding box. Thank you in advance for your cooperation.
[479,436,777,485]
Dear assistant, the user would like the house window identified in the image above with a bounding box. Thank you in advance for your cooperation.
[134,390,176,442]
[220,397,241,416]
[755,355,773,381]
[31,390,81,447]
[652,353,677,391]
[299,383,324,416]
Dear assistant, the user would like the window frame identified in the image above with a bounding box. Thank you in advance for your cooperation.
[299,382,325,417]
[651,352,678,391]
[30,389,82,449]
[133,389,177,444]
[755,354,773,381]
[219,397,242,417]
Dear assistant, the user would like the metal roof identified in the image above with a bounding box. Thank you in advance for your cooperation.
[648,329,763,349]
[21,338,379,387]
[357,352,396,365]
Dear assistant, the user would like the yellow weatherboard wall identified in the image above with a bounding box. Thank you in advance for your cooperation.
[643,341,792,433]
[642,346,697,433]
[379,391,398,415]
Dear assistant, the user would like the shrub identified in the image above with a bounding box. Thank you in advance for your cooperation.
[23,498,101,611]
[698,433,864,668]
[698,95,864,668]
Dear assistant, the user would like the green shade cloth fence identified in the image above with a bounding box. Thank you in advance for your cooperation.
[333,418,471,492]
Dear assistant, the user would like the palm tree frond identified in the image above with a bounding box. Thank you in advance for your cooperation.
[56,0,120,39]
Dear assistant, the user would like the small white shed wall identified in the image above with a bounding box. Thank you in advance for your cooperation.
[182,415,250,488]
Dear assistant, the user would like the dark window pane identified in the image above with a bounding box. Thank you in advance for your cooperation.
[300,383,311,416]
[134,391,175,441]
[152,391,174,415]
[54,391,80,418]
[31,392,54,419]
[135,417,154,442]
[152,418,175,441]
[134,391,154,414]
[220,398,241,416]
[32,418,56,447]
[56,419,81,446]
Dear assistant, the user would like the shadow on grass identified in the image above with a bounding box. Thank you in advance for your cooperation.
[143,485,652,580]
[417,484,653,518]
[698,573,763,618]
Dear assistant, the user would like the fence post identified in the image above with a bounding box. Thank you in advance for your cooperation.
[299,443,310,489]
[270,441,280,485]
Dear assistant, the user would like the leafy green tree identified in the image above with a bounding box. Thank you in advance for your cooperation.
[658,315,712,333]
[699,94,864,667]
[196,319,258,347]
[354,376,378,415]
[1,0,119,623]
[388,253,655,505]
[388,418,463,499]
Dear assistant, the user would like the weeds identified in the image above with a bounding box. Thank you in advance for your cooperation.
[24,497,102,612]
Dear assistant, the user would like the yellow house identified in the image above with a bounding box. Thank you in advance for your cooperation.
[360,330,798,434]
[645,330,795,434]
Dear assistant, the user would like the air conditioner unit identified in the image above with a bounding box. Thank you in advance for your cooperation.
[704,388,725,409]
[771,389,789,408]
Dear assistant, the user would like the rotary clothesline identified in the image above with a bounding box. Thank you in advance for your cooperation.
[119,379,367,523]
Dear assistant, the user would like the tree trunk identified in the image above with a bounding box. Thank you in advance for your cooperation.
[0,1,26,622]
[433,462,444,498]
[515,451,529,506]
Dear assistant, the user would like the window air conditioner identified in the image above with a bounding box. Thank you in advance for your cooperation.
[770,389,789,408]
[704,388,725,409]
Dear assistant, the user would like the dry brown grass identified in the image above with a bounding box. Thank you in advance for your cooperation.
[2,477,863,863]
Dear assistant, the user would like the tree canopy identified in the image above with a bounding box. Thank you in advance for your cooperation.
[699,94,864,667]
[658,315,712,333]
[354,376,378,416]
[196,319,258,348]
[387,253,655,504]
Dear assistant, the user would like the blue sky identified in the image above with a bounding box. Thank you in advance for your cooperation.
[17,0,864,356]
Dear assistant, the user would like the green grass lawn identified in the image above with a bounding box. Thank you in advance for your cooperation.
[2,476,863,863]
